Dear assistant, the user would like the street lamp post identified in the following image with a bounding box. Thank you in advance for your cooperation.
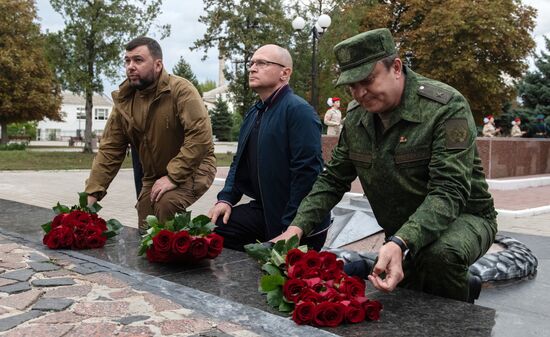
[292,14,331,113]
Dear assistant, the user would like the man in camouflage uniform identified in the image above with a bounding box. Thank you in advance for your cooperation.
[272,28,497,302]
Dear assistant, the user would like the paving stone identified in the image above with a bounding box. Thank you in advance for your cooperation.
[0,253,26,264]
[64,323,118,337]
[0,243,20,253]
[69,265,97,275]
[43,284,92,298]
[28,252,50,263]
[0,278,17,287]
[1,269,35,282]
[109,288,139,299]
[117,326,154,337]
[0,262,27,270]
[142,293,181,311]
[154,319,214,335]
[41,269,77,278]
[0,281,31,294]
[73,301,130,317]
[0,289,43,310]
[216,322,246,334]
[32,311,87,324]
[2,323,74,337]
[28,262,60,272]
[83,272,128,288]
[32,298,74,311]
[188,328,235,337]
[117,315,150,325]
[0,310,44,332]
[31,278,75,287]
[79,262,110,272]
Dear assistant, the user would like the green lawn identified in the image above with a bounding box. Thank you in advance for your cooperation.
[0,151,234,170]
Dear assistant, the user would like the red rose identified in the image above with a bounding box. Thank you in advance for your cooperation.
[302,250,322,269]
[313,301,345,327]
[189,236,208,259]
[43,232,59,249]
[51,213,68,228]
[62,210,91,228]
[341,300,366,323]
[57,226,75,248]
[90,214,108,231]
[299,288,323,303]
[286,248,305,267]
[303,277,324,292]
[287,261,308,279]
[172,230,191,255]
[283,278,308,302]
[319,251,340,270]
[85,224,103,237]
[152,229,175,253]
[292,301,315,325]
[205,233,224,258]
[319,287,340,302]
[363,299,383,321]
[86,232,107,248]
[339,276,366,298]
[321,266,344,282]
[146,246,171,263]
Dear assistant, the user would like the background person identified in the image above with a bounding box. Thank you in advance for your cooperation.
[324,97,343,136]
[85,37,216,234]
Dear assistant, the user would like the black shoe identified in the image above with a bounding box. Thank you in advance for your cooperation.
[344,259,373,279]
[467,274,482,303]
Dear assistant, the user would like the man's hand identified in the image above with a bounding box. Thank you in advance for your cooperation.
[270,225,304,243]
[150,176,177,203]
[87,195,98,207]
[208,202,232,224]
[367,241,405,293]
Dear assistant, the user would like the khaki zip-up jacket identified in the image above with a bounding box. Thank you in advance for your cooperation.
[85,70,215,200]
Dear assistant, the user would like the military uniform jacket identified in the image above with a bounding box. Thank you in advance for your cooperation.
[85,70,215,200]
[293,68,496,256]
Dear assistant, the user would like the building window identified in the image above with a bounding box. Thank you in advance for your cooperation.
[76,107,86,119]
[94,108,109,120]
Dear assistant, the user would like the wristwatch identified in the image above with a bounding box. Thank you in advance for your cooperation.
[384,236,410,260]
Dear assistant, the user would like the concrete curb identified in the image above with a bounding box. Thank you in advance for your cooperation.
[487,176,550,190]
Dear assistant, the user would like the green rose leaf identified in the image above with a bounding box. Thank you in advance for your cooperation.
[260,274,285,292]
[145,215,159,228]
[266,288,283,308]
[78,192,88,209]
[41,221,52,234]
[284,235,300,253]
[278,300,294,313]
[52,202,70,215]
[270,249,286,267]
[262,262,282,276]
[244,242,272,264]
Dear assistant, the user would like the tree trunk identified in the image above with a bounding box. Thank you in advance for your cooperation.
[0,122,8,145]
[82,88,94,153]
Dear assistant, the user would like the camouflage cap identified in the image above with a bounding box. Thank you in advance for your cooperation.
[334,28,396,86]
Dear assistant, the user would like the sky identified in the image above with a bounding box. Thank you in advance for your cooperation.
[35,0,550,95]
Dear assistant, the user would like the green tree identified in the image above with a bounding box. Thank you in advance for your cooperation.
[0,0,62,144]
[210,97,233,141]
[516,36,550,120]
[199,79,217,93]
[46,0,170,153]
[193,0,293,116]
[172,56,202,96]
[324,0,536,123]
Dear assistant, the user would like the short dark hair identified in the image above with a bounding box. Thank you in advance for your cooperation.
[125,36,163,60]
[380,54,397,70]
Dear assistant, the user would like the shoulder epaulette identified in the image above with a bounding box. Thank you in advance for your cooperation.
[346,100,360,112]
[417,83,453,104]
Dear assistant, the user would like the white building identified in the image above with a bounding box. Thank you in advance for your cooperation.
[37,91,113,141]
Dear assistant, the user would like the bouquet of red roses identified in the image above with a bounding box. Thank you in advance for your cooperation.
[245,236,382,327]
[138,212,223,263]
[41,192,122,250]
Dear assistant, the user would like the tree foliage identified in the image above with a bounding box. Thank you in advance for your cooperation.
[0,0,62,144]
[193,0,293,116]
[517,36,550,118]
[210,97,233,141]
[319,0,537,122]
[199,79,217,94]
[172,56,202,96]
[46,0,170,152]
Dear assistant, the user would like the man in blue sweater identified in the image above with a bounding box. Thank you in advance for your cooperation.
[208,44,330,251]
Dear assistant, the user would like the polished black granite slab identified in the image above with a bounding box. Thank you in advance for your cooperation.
[0,198,496,336]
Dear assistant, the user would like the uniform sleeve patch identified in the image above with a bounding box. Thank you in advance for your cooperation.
[445,118,469,149]
[417,84,453,104]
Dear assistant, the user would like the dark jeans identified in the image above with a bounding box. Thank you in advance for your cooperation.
[214,201,327,251]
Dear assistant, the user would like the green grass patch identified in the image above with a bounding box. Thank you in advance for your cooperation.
[0,150,234,170]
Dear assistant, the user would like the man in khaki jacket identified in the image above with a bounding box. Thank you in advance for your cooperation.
[85,37,216,234]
